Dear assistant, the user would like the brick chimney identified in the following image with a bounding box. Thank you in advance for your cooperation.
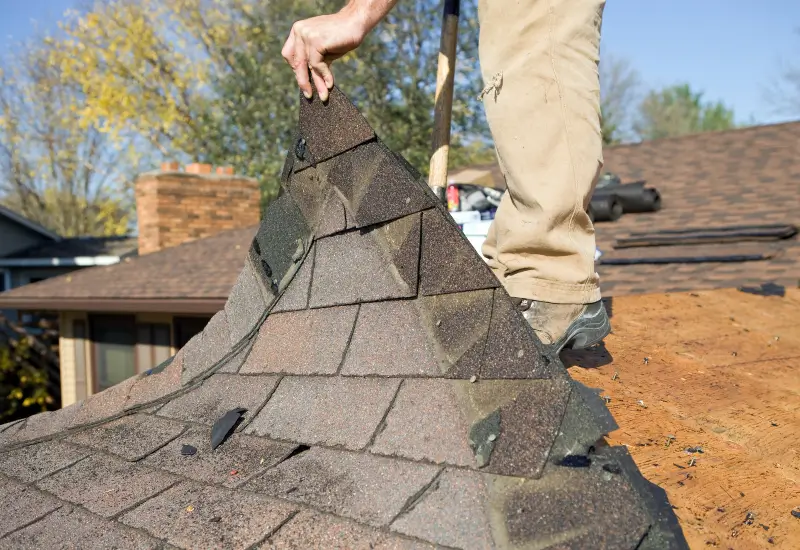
[135,163,260,255]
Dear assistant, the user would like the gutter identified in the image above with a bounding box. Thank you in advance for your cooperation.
[0,256,121,267]
[0,297,225,315]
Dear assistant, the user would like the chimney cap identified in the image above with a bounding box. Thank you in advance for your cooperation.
[160,161,180,172]
[186,163,213,174]
[216,166,235,176]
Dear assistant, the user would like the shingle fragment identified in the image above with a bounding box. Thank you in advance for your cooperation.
[419,209,500,296]
[310,215,420,308]
[240,306,358,375]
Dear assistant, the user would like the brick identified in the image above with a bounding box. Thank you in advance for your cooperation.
[261,510,432,550]
[7,401,83,444]
[1,505,161,549]
[0,475,62,537]
[37,454,177,518]
[126,350,184,410]
[0,440,90,482]
[340,300,440,376]
[251,193,311,297]
[70,414,185,461]
[240,306,358,375]
[310,214,421,308]
[120,481,297,550]
[247,447,439,527]
[225,258,268,345]
[418,209,500,296]
[68,377,137,428]
[181,310,232,384]
[157,373,278,426]
[297,86,375,165]
[391,469,496,549]
[501,464,649,549]
[272,244,315,313]
[327,140,435,228]
[245,376,400,450]
[480,288,556,379]
[371,379,475,466]
[144,427,297,488]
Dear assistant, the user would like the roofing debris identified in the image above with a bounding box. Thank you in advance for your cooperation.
[0,86,690,549]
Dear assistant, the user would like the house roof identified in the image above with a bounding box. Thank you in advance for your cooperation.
[0,204,60,241]
[596,121,800,295]
[0,227,255,313]
[0,87,687,549]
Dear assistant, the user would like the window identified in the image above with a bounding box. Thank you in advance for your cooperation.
[89,315,136,392]
[136,323,172,373]
[174,316,211,349]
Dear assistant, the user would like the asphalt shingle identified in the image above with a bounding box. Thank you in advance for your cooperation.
[144,428,297,488]
[181,310,232,384]
[0,475,62,538]
[245,377,400,450]
[157,373,279,426]
[0,505,162,550]
[120,481,298,550]
[69,414,185,462]
[391,469,496,549]
[240,306,358,375]
[309,214,421,308]
[0,440,90,483]
[36,454,177,518]
[247,447,440,527]
[225,258,269,345]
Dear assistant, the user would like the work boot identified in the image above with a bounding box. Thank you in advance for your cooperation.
[513,299,611,354]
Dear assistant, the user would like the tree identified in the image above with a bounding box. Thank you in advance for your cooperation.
[0,39,135,237]
[0,313,61,422]
[599,53,641,145]
[52,0,492,203]
[634,83,737,141]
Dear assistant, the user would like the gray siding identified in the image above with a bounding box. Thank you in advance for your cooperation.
[0,217,50,257]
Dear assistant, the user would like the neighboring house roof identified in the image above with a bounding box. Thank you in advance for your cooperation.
[0,87,686,550]
[0,227,256,313]
[597,121,800,295]
[0,204,60,241]
[0,235,139,268]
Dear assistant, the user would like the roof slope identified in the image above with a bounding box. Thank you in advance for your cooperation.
[0,87,688,549]
[597,122,800,295]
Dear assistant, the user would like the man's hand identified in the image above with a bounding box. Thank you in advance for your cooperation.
[282,1,399,102]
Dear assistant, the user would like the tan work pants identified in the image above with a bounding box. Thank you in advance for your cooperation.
[479,0,605,304]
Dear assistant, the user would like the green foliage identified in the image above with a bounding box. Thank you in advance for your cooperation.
[0,315,60,422]
[635,83,737,141]
[51,0,492,204]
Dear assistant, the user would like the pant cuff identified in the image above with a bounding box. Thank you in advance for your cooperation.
[502,277,601,305]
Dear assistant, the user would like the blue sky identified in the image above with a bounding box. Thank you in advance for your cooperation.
[2,0,798,125]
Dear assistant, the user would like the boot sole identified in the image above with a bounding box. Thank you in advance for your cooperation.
[554,301,612,353]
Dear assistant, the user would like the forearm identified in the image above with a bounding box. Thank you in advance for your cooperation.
[340,0,400,35]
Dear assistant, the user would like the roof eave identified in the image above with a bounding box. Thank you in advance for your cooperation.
[0,256,121,267]
[0,205,60,240]
[0,297,225,315]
